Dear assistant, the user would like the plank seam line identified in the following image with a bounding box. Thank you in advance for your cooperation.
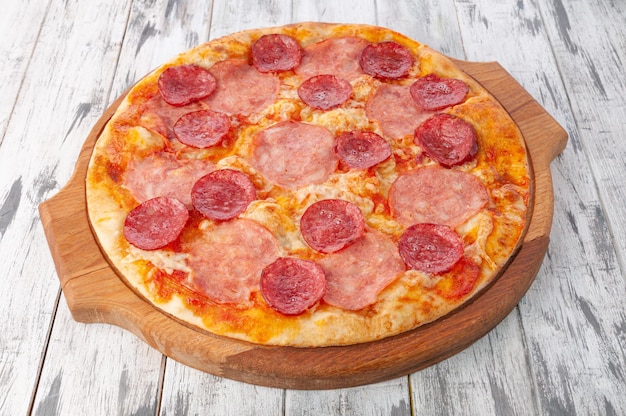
[406,374,415,415]
[26,286,62,416]
[155,354,167,415]
[281,387,287,416]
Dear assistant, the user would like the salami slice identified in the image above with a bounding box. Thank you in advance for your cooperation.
[251,34,302,73]
[204,59,279,116]
[409,74,469,111]
[295,37,368,81]
[365,84,429,139]
[320,231,405,310]
[398,223,463,275]
[173,110,230,148]
[414,113,478,167]
[191,169,256,221]
[250,121,337,189]
[359,42,414,80]
[300,199,365,253]
[389,166,489,228]
[260,258,326,315]
[298,75,352,110]
[123,196,189,250]
[335,130,391,169]
[158,64,216,106]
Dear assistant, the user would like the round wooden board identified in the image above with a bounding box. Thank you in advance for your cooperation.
[39,59,567,390]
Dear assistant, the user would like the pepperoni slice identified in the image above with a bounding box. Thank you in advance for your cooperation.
[260,258,327,315]
[300,199,364,253]
[298,75,352,110]
[191,169,256,221]
[335,130,391,169]
[359,42,414,80]
[414,113,478,167]
[173,110,230,148]
[123,197,189,250]
[158,64,216,106]
[251,34,302,73]
[398,223,463,275]
[409,74,469,111]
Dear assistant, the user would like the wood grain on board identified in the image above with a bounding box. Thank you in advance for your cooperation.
[39,59,567,390]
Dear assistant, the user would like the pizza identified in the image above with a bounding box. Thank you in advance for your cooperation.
[86,22,530,347]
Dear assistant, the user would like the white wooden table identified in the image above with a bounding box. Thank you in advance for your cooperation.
[1,0,625,414]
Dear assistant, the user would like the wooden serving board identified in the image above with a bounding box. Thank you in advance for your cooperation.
[39,60,567,390]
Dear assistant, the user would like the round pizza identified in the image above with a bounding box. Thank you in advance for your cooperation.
[86,22,530,347]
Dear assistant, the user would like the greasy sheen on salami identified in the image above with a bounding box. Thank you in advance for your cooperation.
[260,257,326,315]
[123,196,189,250]
[298,75,352,110]
[251,34,302,73]
[300,199,365,253]
[335,130,391,169]
[158,64,216,106]
[359,41,414,80]
[191,169,256,221]
[398,223,463,275]
[410,74,469,111]
[173,110,230,148]
[414,113,478,167]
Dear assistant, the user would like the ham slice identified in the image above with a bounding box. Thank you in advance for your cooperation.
[320,231,405,310]
[389,166,489,228]
[123,153,215,208]
[183,219,280,305]
[249,121,337,189]
[295,36,368,81]
[204,59,279,117]
[365,83,429,140]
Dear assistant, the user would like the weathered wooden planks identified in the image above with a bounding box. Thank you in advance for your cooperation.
[23,1,164,415]
[40,7,563,416]
[455,0,626,414]
[0,2,55,413]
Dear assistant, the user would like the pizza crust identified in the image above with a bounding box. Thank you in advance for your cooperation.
[86,22,530,347]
